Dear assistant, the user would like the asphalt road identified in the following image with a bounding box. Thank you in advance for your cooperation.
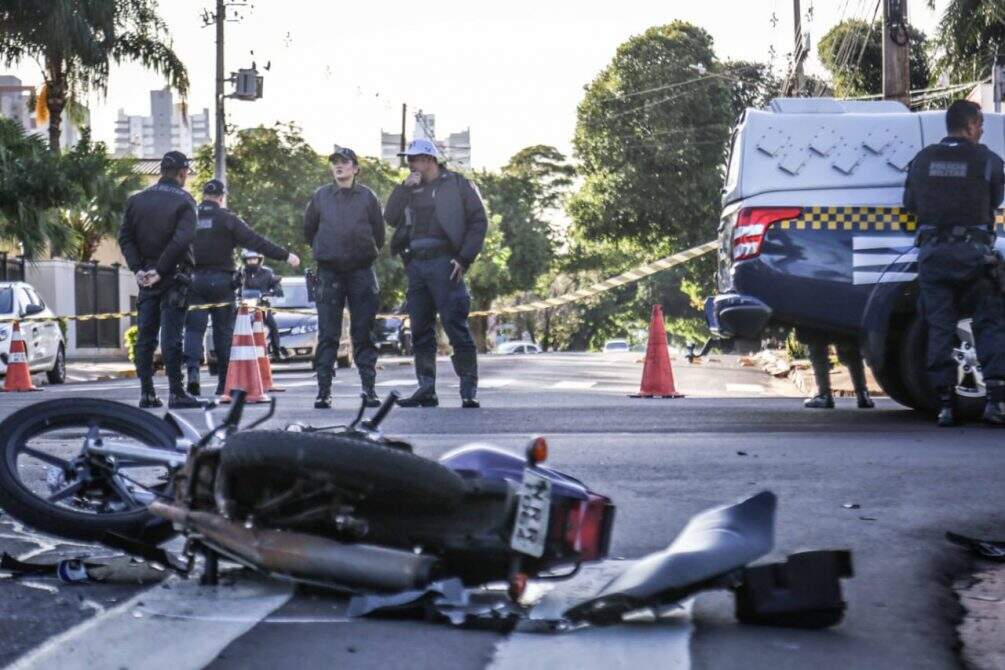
[0,352,1002,669]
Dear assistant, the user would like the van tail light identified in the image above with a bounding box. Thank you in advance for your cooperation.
[731,207,803,261]
[561,494,615,562]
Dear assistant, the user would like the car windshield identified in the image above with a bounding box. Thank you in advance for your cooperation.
[377,318,402,329]
[271,284,313,309]
[605,341,629,351]
[0,287,12,314]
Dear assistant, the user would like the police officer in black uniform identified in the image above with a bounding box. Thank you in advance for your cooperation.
[904,99,1005,426]
[241,249,286,359]
[183,179,298,397]
[304,147,385,410]
[118,151,201,409]
[385,138,488,409]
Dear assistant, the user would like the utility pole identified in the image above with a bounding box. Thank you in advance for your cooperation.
[214,0,226,182]
[793,0,804,96]
[883,0,910,107]
[399,103,407,168]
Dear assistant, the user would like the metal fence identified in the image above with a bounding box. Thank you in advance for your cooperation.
[0,252,25,282]
[74,262,120,348]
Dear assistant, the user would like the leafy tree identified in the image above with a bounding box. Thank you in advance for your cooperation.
[720,60,782,120]
[0,118,73,257]
[56,130,141,261]
[817,19,931,98]
[0,0,188,150]
[466,216,512,349]
[930,0,1005,82]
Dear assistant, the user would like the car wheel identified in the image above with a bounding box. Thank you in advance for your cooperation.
[46,345,66,385]
[899,314,985,419]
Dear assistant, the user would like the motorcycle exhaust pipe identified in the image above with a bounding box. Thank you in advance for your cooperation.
[150,502,438,592]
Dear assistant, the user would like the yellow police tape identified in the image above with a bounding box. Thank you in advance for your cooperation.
[0,240,718,324]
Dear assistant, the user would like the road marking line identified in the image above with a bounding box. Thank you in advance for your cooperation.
[552,381,596,389]
[376,378,418,386]
[6,575,293,670]
[479,377,516,388]
[726,383,767,394]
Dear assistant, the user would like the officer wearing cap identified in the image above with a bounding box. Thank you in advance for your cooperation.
[904,99,1005,426]
[303,146,386,409]
[183,179,300,397]
[241,248,285,359]
[384,138,488,409]
[118,151,201,409]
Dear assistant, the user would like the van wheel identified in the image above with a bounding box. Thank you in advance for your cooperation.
[899,315,985,419]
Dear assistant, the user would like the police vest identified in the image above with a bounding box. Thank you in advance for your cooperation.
[909,139,996,232]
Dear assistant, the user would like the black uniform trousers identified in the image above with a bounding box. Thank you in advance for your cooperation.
[314,266,379,391]
[918,239,1005,389]
[135,280,187,392]
[183,270,236,386]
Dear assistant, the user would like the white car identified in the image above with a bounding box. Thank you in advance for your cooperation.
[495,341,541,355]
[0,281,66,383]
[602,339,631,353]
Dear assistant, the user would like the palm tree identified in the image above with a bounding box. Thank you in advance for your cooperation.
[930,0,1005,82]
[0,0,188,151]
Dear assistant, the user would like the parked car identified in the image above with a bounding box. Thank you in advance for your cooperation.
[374,316,412,356]
[207,277,350,372]
[0,281,65,383]
[602,339,630,353]
[705,97,1004,416]
[495,341,541,355]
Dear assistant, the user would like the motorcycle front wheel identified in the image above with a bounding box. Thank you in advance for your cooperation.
[0,399,179,542]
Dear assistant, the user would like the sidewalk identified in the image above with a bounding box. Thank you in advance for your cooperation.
[744,350,884,398]
[64,359,136,383]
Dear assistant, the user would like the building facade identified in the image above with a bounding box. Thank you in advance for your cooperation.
[114,88,210,158]
[0,75,88,151]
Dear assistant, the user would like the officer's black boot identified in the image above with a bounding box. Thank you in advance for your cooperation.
[804,345,835,409]
[452,351,480,409]
[936,388,958,427]
[362,384,380,408]
[315,371,333,409]
[844,353,875,409]
[138,379,162,409]
[168,386,204,409]
[982,379,1005,425]
[186,366,201,398]
[398,352,438,407]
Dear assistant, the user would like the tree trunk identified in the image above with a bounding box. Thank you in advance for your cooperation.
[45,57,66,152]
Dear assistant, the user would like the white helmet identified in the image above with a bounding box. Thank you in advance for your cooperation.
[241,249,263,261]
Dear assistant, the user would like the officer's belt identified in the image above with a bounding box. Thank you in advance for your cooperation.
[409,245,452,260]
[916,226,994,246]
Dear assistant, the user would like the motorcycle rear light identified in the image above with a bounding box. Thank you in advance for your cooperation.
[732,207,802,261]
[563,494,614,562]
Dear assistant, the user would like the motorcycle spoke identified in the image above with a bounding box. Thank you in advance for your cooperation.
[19,447,71,470]
[47,479,85,503]
[106,475,141,509]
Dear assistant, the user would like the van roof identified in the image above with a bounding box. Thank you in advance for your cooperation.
[723,98,1005,205]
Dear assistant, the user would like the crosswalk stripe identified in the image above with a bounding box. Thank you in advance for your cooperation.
[552,381,597,389]
[7,575,293,670]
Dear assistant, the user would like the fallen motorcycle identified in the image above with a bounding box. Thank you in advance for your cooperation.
[0,390,614,594]
[0,392,852,627]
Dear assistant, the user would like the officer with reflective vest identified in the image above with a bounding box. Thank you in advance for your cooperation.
[904,99,1005,426]
[183,179,298,397]
[117,151,200,409]
[241,249,287,360]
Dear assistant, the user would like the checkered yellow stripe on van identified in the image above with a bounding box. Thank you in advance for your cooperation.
[774,207,1005,232]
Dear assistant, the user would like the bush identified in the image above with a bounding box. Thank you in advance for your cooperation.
[124,325,138,363]
[785,331,807,360]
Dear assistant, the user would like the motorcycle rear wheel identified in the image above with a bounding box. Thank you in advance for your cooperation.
[0,399,178,542]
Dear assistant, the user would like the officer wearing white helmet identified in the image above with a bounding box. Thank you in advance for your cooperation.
[385,138,487,408]
[242,248,286,359]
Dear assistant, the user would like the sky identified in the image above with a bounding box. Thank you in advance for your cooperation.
[6,0,949,170]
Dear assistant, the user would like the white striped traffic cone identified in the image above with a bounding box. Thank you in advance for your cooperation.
[3,321,40,392]
[252,309,283,392]
[219,306,269,403]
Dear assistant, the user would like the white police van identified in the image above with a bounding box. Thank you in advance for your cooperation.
[707,97,1005,415]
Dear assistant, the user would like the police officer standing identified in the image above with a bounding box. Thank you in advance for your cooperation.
[183,179,299,398]
[385,139,488,408]
[241,249,286,359]
[118,151,200,409]
[904,99,1005,426]
[304,147,386,409]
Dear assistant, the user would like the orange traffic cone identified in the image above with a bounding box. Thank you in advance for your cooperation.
[630,305,684,399]
[252,309,283,392]
[219,306,269,404]
[3,321,41,392]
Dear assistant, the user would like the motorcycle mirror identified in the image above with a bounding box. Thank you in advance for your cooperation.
[361,390,401,432]
[223,389,248,428]
[349,394,369,429]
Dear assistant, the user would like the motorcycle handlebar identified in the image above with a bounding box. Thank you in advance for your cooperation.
[362,390,401,431]
[223,389,247,428]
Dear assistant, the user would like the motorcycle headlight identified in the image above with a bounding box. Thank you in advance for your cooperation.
[290,321,318,336]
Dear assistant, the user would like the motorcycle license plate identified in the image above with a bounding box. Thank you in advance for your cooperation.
[510,469,552,557]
